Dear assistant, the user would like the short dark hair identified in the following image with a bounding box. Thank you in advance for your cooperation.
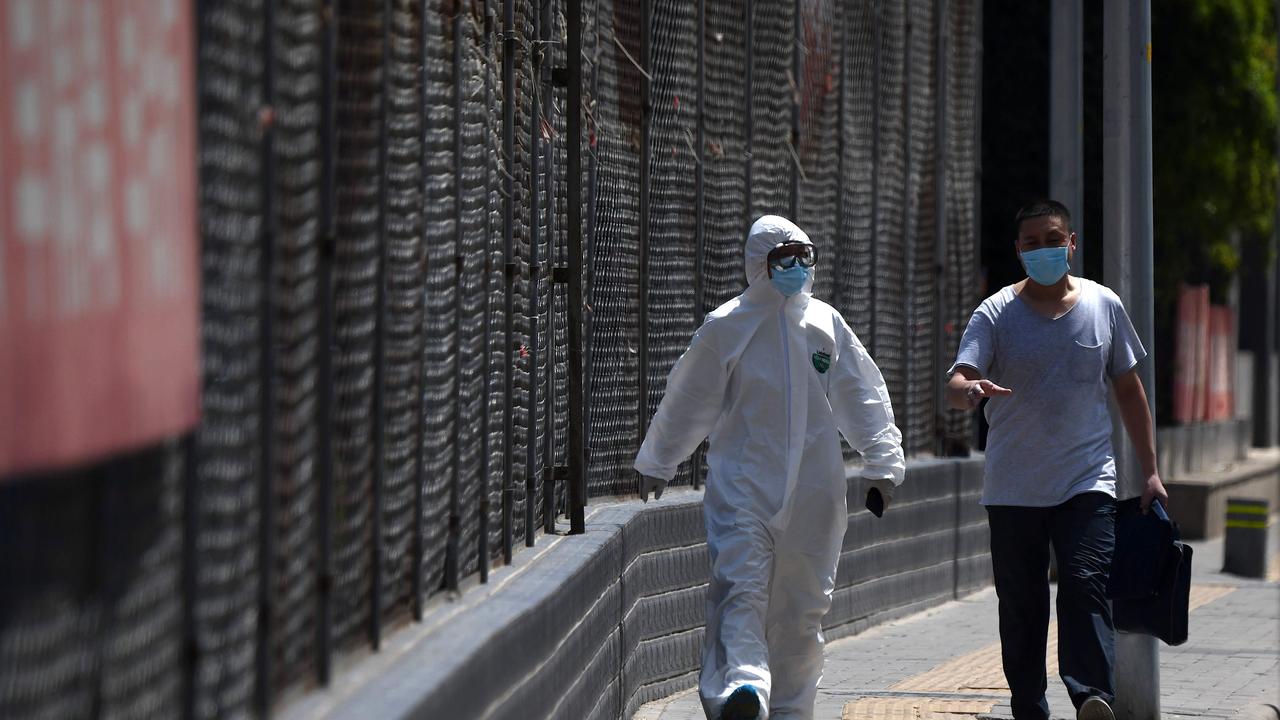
[1014,199,1072,236]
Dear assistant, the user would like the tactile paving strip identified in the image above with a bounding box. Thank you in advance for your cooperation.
[843,584,1237,719]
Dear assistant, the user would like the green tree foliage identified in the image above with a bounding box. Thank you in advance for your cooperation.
[1153,0,1277,306]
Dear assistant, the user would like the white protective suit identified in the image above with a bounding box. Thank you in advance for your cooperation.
[634,216,905,719]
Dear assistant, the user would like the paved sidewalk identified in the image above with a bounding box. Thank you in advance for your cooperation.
[634,521,1279,720]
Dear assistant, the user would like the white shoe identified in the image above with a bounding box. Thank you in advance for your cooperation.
[1077,696,1115,720]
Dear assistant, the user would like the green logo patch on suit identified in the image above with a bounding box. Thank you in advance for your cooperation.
[812,350,831,374]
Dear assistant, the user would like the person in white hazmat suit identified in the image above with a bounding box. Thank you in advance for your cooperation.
[634,216,906,720]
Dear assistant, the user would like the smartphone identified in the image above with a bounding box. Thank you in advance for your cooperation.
[865,487,884,518]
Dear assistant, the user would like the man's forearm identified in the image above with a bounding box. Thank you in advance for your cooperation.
[946,373,976,410]
[1116,384,1158,476]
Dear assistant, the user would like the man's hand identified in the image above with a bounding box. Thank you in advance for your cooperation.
[1140,472,1168,513]
[639,474,667,503]
[963,379,1013,409]
[947,368,1013,410]
[862,477,896,515]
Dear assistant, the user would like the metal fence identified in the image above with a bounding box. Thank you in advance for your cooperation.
[0,0,980,717]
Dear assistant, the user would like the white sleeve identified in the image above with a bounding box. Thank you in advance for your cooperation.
[633,333,729,482]
[829,320,906,485]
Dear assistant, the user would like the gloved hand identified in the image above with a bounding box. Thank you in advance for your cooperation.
[862,477,896,517]
[639,474,667,503]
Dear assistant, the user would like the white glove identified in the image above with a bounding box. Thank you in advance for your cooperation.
[862,477,896,515]
[639,474,667,503]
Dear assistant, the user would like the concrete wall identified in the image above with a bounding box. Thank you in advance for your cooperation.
[1159,418,1280,539]
[285,457,989,720]
[1157,419,1252,481]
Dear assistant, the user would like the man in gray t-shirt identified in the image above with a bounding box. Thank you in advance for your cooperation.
[946,200,1167,720]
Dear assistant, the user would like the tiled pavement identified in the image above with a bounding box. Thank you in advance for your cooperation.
[634,521,1279,720]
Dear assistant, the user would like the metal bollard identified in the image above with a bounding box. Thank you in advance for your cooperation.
[1223,498,1270,578]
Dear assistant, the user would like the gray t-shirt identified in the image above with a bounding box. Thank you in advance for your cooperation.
[950,278,1146,507]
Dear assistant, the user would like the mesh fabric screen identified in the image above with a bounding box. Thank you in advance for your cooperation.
[192,1,265,715]
[585,0,644,497]
[330,0,381,652]
[269,0,325,693]
[644,0,701,488]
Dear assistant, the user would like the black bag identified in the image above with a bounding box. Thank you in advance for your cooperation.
[1106,498,1192,646]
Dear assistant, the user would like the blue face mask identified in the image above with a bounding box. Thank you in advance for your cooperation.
[770,265,811,297]
[1021,246,1070,286]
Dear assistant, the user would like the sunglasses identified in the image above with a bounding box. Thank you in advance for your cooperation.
[767,242,817,275]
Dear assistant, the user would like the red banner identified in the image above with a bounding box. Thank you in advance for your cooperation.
[0,0,200,477]
[1206,306,1235,422]
[1173,284,1236,424]
[1173,285,1209,424]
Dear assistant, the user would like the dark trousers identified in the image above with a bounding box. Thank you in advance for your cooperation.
[987,491,1117,720]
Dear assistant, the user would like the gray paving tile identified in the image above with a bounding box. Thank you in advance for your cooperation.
[634,520,1278,719]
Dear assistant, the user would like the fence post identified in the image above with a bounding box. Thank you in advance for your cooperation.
[567,0,586,534]
[527,0,543,546]
[412,0,429,616]
[1050,0,1085,277]
[502,0,517,558]
[868,0,882,358]
[316,0,337,686]
[744,0,754,223]
[370,0,391,652]
[790,0,801,220]
[900,8,914,452]
[187,5,207,715]
[581,0,603,507]
[540,0,559,535]
[833,2,847,313]
[181,431,199,719]
[478,0,494,581]
[256,0,278,712]
[637,0,652,457]
[447,1,466,590]
[694,0,706,324]
[933,0,949,455]
[692,0,707,490]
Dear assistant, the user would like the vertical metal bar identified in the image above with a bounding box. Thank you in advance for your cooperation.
[1104,1,1161,716]
[256,0,278,712]
[789,0,801,219]
[744,0,754,225]
[933,0,948,455]
[868,0,882,358]
[567,0,586,535]
[692,0,706,491]
[833,2,847,313]
[478,0,493,582]
[527,0,543,547]
[412,0,428,617]
[968,0,982,453]
[582,0,602,502]
[972,0,982,301]
[694,0,706,320]
[1050,0,1085,277]
[186,3,207,712]
[502,0,517,559]
[181,431,199,719]
[371,0,391,651]
[447,3,465,591]
[637,0,652,451]
[901,7,914,452]
[541,0,558,534]
[316,0,337,686]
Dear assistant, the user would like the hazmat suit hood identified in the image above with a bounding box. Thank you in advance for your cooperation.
[743,214,816,298]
